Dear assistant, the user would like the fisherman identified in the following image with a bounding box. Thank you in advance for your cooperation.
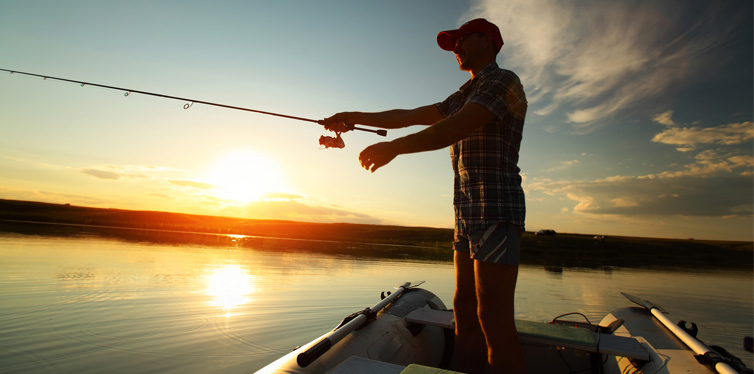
[321,18,527,374]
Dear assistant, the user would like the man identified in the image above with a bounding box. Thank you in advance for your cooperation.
[321,18,527,374]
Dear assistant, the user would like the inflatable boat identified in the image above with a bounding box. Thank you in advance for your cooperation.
[254,281,751,374]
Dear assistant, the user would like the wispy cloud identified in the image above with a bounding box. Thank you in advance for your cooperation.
[167,179,215,189]
[4,155,381,225]
[547,159,580,172]
[262,192,306,201]
[5,157,168,182]
[568,174,751,217]
[3,156,59,169]
[0,186,114,206]
[652,120,754,151]
[82,168,122,180]
[525,108,753,218]
[192,195,384,225]
[645,110,754,178]
[528,169,753,218]
[81,165,150,181]
[246,199,381,224]
[652,110,678,127]
[472,0,745,131]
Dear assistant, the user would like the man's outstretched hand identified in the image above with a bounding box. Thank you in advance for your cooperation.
[359,142,398,172]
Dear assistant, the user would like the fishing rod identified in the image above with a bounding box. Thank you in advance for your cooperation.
[0,68,386,148]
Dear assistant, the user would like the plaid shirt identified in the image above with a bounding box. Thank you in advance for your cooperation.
[434,63,527,238]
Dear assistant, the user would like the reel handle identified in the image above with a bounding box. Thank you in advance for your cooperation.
[318,120,387,137]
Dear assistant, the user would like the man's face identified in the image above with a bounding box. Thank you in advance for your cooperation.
[453,32,488,72]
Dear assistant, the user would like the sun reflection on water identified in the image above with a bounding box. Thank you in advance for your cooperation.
[205,264,255,317]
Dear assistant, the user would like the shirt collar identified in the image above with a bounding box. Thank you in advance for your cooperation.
[459,62,499,92]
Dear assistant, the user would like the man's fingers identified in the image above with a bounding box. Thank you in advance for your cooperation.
[320,121,347,133]
[359,146,378,171]
[319,113,355,133]
[359,142,395,172]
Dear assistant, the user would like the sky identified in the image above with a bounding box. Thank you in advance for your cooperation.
[0,0,752,241]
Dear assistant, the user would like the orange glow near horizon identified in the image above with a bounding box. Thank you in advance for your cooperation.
[205,149,288,204]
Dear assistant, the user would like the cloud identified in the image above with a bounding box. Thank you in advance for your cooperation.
[652,110,678,127]
[0,186,113,206]
[81,168,121,180]
[81,166,150,181]
[566,174,752,217]
[471,0,745,130]
[652,157,752,179]
[168,179,215,189]
[526,143,753,218]
[528,170,752,218]
[262,192,305,201]
[728,155,754,175]
[547,159,580,172]
[149,193,174,199]
[4,156,58,169]
[5,157,169,182]
[248,199,380,224]
[652,121,754,150]
[200,197,383,225]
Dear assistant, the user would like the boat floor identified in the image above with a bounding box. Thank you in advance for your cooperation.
[327,307,650,374]
[405,306,648,360]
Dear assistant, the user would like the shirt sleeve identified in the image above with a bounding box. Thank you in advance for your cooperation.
[467,71,527,122]
[434,91,462,118]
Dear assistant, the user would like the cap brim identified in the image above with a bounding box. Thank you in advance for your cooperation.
[437,30,460,51]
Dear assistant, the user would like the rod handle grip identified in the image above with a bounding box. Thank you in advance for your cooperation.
[296,338,332,367]
[352,125,387,136]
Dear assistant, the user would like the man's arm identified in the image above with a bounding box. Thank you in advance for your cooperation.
[321,105,443,131]
[359,102,495,172]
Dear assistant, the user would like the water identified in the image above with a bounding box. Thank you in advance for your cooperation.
[0,232,751,373]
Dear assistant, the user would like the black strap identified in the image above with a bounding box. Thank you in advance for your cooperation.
[335,308,378,330]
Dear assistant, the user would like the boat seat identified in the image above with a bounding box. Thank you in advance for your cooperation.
[326,356,404,374]
[326,356,465,374]
[400,364,464,374]
[404,306,649,361]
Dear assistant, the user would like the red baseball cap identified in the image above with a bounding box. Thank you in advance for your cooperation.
[437,18,504,53]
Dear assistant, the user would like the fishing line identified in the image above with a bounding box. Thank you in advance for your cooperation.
[1,68,387,145]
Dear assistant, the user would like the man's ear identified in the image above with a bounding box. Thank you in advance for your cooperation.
[482,34,499,55]
[482,34,493,51]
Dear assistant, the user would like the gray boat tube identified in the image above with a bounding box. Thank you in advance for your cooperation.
[622,293,741,374]
[254,281,448,374]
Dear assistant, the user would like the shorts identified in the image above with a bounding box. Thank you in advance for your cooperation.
[453,222,522,265]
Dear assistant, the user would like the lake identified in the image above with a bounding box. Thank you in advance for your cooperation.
[0,230,751,373]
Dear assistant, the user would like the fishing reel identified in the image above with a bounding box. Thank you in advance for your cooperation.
[319,132,345,149]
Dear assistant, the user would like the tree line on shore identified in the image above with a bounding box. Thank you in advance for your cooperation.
[1,199,751,269]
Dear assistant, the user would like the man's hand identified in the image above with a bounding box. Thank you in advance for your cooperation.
[359,142,398,172]
[319,112,358,133]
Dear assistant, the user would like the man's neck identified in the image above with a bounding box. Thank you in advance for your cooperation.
[468,57,496,79]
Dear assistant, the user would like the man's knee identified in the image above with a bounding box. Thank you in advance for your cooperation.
[453,287,478,313]
[475,263,518,323]
[477,301,514,333]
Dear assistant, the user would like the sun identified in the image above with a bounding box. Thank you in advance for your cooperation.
[206,149,288,204]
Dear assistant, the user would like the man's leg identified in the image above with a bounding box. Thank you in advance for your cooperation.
[475,261,526,374]
[451,251,487,374]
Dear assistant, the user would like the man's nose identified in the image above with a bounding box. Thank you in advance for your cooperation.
[453,41,462,54]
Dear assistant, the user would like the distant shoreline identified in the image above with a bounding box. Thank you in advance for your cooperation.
[1,199,751,270]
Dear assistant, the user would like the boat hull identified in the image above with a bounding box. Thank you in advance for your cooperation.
[601,306,716,374]
[254,288,449,374]
[255,285,744,374]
